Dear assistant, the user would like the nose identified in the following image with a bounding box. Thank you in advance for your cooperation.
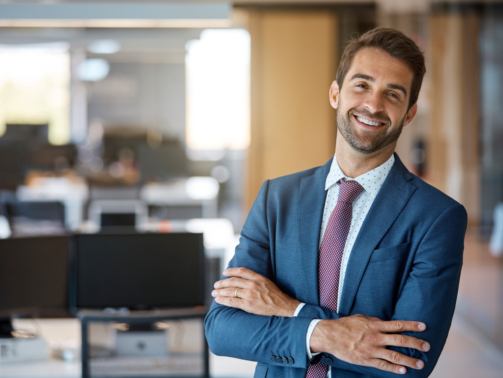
[364,91,384,115]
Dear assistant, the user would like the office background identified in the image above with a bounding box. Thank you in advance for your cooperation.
[0,1,502,377]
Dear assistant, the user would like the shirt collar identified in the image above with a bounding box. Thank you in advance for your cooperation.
[325,153,395,200]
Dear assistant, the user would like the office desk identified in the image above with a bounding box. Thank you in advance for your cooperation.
[0,354,255,378]
[1,319,255,378]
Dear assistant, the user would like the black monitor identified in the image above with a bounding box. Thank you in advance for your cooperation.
[0,236,71,335]
[4,124,49,143]
[71,233,204,311]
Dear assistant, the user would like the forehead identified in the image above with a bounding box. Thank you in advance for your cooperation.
[345,47,413,91]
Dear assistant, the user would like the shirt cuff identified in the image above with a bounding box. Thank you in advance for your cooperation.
[306,319,322,360]
[293,303,305,317]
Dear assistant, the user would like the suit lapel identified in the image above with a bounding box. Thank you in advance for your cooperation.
[338,154,417,316]
[297,159,332,304]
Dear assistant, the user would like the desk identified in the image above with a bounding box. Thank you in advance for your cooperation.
[1,319,255,378]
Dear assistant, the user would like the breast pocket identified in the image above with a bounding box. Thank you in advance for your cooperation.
[369,242,410,263]
[353,242,410,319]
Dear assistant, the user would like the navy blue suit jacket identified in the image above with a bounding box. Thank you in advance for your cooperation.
[205,154,467,378]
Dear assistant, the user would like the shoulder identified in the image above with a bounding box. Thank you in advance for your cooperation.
[407,174,467,219]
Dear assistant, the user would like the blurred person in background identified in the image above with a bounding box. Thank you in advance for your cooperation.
[206,28,467,378]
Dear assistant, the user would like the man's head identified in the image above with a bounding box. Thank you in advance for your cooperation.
[330,28,426,156]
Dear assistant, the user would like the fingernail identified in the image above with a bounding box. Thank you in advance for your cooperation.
[418,323,426,331]
[423,343,430,351]
[399,367,406,374]
[416,360,424,369]
[211,290,216,296]
[214,282,220,288]
[223,269,228,274]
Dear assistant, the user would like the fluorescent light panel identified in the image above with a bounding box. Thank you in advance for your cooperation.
[0,2,232,28]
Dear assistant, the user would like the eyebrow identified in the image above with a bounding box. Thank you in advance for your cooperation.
[350,73,408,97]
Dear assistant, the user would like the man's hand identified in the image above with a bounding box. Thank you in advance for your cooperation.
[212,267,301,317]
[311,315,430,375]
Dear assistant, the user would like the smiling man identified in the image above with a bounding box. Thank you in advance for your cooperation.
[205,28,467,378]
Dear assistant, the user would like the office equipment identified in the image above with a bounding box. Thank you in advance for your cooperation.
[0,140,30,190]
[87,199,147,231]
[4,124,49,143]
[0,337,48,364]
[6,201,66,236]
[138,143,189,182]
[79,308,209,378]
[72,233,204,311]
[0,236,71,337]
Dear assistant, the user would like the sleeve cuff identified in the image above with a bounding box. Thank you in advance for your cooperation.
[293,303,305,317]
[306,319,322,360]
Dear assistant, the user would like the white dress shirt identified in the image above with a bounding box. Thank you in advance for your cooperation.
[294,153,395,377]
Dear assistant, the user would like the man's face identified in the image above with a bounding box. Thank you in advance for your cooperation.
[330,48,417,155]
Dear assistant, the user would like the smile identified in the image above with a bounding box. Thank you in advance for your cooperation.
[354,115,386,127]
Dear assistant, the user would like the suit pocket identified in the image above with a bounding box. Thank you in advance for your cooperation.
[369,242,410,263]
[254,363,269,378]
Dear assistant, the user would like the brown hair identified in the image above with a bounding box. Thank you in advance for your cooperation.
[336,27,426,110]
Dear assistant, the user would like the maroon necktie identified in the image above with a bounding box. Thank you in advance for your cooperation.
[306,179,364,378]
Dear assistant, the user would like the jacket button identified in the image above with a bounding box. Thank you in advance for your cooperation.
[271,356,276,362]
[325,357,333,364]
[275,357,283,363]
[288,357,295,364]
[282,357,289,364]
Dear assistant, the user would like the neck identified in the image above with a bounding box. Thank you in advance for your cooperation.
[335,131,395,178]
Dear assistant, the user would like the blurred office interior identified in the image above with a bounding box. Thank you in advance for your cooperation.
[0,0,502,377]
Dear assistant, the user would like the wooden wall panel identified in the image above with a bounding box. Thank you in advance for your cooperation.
[245,10,338,211]
[429,12,480,224]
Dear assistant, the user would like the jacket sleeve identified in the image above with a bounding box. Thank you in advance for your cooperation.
[297,203,467,378]
[204,180,314,369]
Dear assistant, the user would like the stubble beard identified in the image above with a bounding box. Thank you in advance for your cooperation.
[337,106,406,155]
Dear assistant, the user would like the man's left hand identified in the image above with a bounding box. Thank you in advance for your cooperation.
[212,267,301,317]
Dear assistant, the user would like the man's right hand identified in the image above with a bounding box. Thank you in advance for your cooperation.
[310,315,430,375]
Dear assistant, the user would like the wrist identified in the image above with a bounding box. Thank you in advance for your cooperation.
[283,299,301,317]
[309,319,332,354]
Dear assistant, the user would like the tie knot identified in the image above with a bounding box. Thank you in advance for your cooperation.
[337,179,364,204]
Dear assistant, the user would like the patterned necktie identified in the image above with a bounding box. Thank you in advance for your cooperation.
[306,179,364,378]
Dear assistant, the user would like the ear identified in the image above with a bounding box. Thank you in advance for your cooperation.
[403,103,417,128]
[329,81,340,110]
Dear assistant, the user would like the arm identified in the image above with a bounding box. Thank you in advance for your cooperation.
[213,203,466,377]
[204,181,314,368]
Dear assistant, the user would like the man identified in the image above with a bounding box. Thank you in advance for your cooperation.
[205,28,467,378]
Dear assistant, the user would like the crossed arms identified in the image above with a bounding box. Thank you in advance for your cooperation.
[204,183,467,377]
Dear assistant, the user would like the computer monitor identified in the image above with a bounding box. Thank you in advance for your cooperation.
[0,236,71,334]
[138,143,189,182]
[71,233,204,311]
[4,124,49,143]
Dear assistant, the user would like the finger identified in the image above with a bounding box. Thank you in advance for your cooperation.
[223,267,266,281]
[214,296,245,309]
[212,288,249,299]
[367,358,407,375]
[376,320,426,333]
[381,334,430,352]
[376,349,424,370]
[215,277,249,289]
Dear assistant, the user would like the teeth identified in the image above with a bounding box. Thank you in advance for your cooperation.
[356,116,381,127]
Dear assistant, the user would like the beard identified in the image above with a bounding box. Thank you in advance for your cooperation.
[337,104,406,155]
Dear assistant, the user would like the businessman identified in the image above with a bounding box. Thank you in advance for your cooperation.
[205,28,467,378]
